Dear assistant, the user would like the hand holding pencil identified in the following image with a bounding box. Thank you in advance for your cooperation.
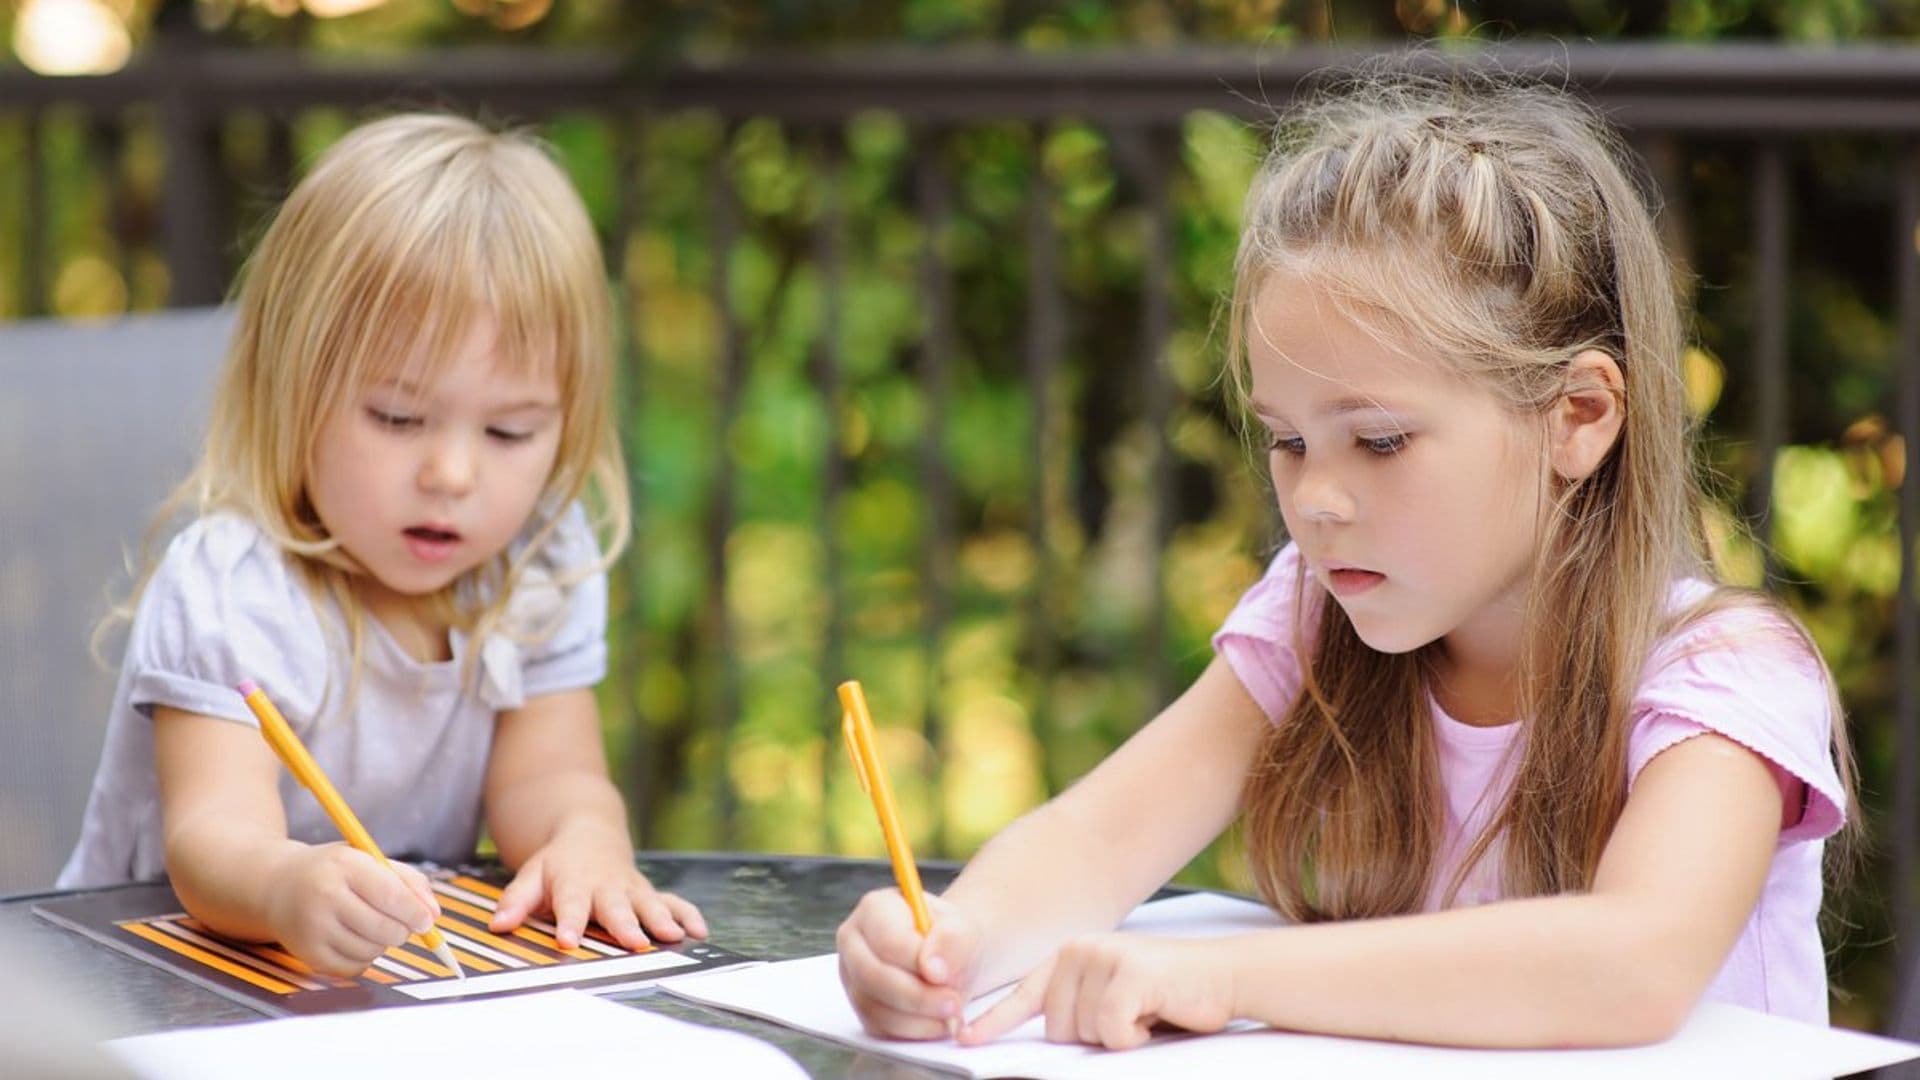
[835,680,983,1040]
[237,680,465,979]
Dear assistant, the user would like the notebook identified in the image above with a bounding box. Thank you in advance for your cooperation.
[661,891,1920,1079]
[104,988,807,1079]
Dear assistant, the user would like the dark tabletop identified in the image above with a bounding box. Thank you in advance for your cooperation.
[0,852,971,1078]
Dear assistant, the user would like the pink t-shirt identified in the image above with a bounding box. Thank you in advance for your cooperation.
[1212,543,1848,1024]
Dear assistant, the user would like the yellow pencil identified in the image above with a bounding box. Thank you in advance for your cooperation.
[236,679,465,979]
[838,680,931,935]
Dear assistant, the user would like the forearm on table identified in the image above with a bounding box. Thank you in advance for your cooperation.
[1221,892,1706,1047]
[485,771,631,868]
[163,817,308,942]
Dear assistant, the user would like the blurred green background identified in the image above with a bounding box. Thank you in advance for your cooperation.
[3,0,1916,1032]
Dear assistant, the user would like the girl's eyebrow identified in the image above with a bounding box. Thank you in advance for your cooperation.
[368,379,559,413]
[1321,395,1404,417]
[1249,395,1405,419]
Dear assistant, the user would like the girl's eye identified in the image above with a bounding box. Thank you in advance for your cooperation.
[367,407,420,429]
[487,427,534,444]
[1268,434,1306,456]
[1360,433,1408,456]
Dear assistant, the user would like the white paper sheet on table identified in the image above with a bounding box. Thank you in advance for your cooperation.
[661,891,1920,1079]
[104,988,807,1080]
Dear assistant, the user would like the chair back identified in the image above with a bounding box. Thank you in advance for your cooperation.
[0,307,233,894]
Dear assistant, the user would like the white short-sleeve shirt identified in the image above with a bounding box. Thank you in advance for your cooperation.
[57,503,608,888]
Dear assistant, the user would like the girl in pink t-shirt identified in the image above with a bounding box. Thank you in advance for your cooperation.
[836,70,1859,1050]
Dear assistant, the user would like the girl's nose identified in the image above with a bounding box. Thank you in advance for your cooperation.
[1288,461,1355,524]
[421,435,477,496]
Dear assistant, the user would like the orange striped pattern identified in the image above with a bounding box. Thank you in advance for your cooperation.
[445,945,503,973]
[249,944,361,988]
[384,946,454,978]
[449,875,503,899]
[112,871,658,1006]
[441,876,641,956]
[122,922,299,995]
[429,896,564,965]
[498,922,600,960]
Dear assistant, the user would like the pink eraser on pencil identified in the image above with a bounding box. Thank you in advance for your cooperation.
[237,680,259,696]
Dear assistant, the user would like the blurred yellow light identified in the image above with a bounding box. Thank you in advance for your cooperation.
[14,0,132,76]
[302,0,387,16]
[491,0,552,31]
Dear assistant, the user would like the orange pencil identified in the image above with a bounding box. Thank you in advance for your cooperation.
[236,679,465,979]
[839,680,932,935]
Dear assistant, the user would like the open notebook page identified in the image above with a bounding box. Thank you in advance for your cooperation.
[661,891,1920,1079]
[662,891,1277,1078]
[104,989,807,1080]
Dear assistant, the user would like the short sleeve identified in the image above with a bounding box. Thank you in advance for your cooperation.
[1626,604,1846,845]
[513,502,609,700]
[1210,543,1319,723]
[122,514,330,734]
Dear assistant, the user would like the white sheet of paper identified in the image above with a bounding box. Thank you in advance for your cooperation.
[104,989,807,1080]
[661,891,1920,1080]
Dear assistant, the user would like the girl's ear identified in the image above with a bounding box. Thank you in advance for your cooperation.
[1550,349,1626,482]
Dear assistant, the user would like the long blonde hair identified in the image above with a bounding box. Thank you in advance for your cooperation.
[1232,70,1857,919]
[106,112,629,701]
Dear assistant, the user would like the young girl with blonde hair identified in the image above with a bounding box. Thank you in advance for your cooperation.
[837,72,1857,1048]
[60,113,706,976]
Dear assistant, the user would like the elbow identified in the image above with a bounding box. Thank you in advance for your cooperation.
[1582,981,1694,1047]
[1578,897,1721,1046]
[1551,936,1702,1047]
[1529,978,1692,1048]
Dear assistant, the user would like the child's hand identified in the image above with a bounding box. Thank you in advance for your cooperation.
[488,822,706,951]
[837,889,981,1040]
[958,934,1236,1050]
[264,843,441,978]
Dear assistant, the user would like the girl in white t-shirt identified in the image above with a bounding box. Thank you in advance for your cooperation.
[61,113,705,977]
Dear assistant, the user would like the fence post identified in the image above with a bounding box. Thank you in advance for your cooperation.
[153,2,224,307]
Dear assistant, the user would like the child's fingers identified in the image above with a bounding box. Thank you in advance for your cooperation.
[333,889,418,948]
[387,860,442,922]
[918,913,974,986]
[846,890,926,971]
[839,926,961,1021]
[590,886,649,951]
[849,998,957,1042]
[489,863,547,932]
[344,859,435,937]
[1073,953,1120,1046]
[307,933,382,979]
[548,879,593,949]
[660,892,708,939]
[332,920,398,966]
[1043,959,1081,1043]
[957,968,1048,1045]
[627,889,686,945]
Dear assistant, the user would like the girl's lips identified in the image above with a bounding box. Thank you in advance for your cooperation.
[403,526,461,564]
[1326,567,1386,598]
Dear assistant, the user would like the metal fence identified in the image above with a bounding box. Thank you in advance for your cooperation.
[4,34,1919,1041]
